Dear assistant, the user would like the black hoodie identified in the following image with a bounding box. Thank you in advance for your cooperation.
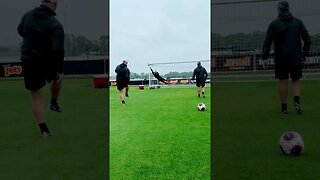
[193,64,208,82]
[18,5,65,73]
[262,11,311,66]
[115,63,130,83]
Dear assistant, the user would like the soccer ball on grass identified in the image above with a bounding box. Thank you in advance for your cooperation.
[279,131,304,155]
[197,103,206,111]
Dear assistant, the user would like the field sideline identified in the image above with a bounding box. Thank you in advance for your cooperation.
[213,80,320,179]
[110,85,211,179]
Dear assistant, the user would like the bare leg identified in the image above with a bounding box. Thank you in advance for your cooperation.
[119,89,126,106]
[125,85,129,94]
[202,86,205,97]
[51,80,62,102]
[31,89,45,124]
[292,79,303,113]
[292,79,300,97]
[49,80,62,112]
[120,89,124,101]
[279,79,288,112]
[279,79,288,104]
[125,85,129,97]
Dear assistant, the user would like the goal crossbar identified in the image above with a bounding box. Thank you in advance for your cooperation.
[148,60,211,89]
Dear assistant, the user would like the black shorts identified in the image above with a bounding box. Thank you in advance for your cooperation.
[116,82,129,91]
[196,81,205,87]
[275,63,302,80]
[22,59,58,91]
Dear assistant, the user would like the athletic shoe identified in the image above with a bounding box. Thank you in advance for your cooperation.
[41,132,51,137]
[50,103,61,112]
[198,94,200,97]
[294,103,303,114]
[282,110,288,114]
[203,95,205,98]
[122,100,126,106]
[125,93,129,97]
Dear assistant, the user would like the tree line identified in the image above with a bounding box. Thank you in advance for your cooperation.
[65,34,109,56]
[0,34,109,57]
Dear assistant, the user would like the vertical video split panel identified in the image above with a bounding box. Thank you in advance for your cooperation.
[110,0,211,179]
[0,0,109,179]
[212,0,320,179]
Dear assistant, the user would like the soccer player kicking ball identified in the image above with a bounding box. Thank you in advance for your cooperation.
[18,0,64,137]
[193,62,208,98]
[115,60,130,106]
[262,1,311,114]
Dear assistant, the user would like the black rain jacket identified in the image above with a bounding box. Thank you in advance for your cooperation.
[115,63,130,83]
[262,11,311,66]
[18,5,65,73]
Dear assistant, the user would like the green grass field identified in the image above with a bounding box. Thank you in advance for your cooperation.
[110,85,211,179]
[0,78,107,180]
[213,80,320,180]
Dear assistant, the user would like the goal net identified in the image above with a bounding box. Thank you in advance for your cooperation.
[211,1,320,82]
[148,60,211,89]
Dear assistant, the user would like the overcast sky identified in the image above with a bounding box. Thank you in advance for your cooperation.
[0,0,108,46]
[212,0,320,35]
[110,0,210,75]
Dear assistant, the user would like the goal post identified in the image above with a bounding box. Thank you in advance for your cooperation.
[147,60,211,89]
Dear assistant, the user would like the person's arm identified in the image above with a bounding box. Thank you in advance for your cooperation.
[126,69,130,82]
[204,68,208,80]
[192,69,196,80]
[261,22,274,69]
[115,65,118,74]
[150,67,155,75]
[17,14,27,37]
[262,22,274,60]
[300,21,311,60]
[52,23,65,82]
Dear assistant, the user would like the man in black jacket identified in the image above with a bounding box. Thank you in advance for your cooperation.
[18,0,64,137]
[262,1,311,114]
[115,60,130,105]
[192,62,208,98]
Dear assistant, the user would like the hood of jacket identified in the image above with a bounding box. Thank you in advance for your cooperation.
[33,5,56,19]
[278,11,293,22]
[119,63,127,69]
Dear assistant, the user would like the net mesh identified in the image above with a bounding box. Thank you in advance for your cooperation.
[211,0,320,82]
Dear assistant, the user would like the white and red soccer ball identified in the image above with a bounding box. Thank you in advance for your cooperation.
[197,103,206,111]
[279,131,304,155]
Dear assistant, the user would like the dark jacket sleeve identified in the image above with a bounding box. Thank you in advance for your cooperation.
[126,68,130,82]
[204,68,208,80]
[150,67,155,75]
[115,65,119,74]
[17,13,27,37]
[300,21,311,57]
[52,24,65,73]
[192,69,196,79]
[17,19,24,37]
[262,22,274,60]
